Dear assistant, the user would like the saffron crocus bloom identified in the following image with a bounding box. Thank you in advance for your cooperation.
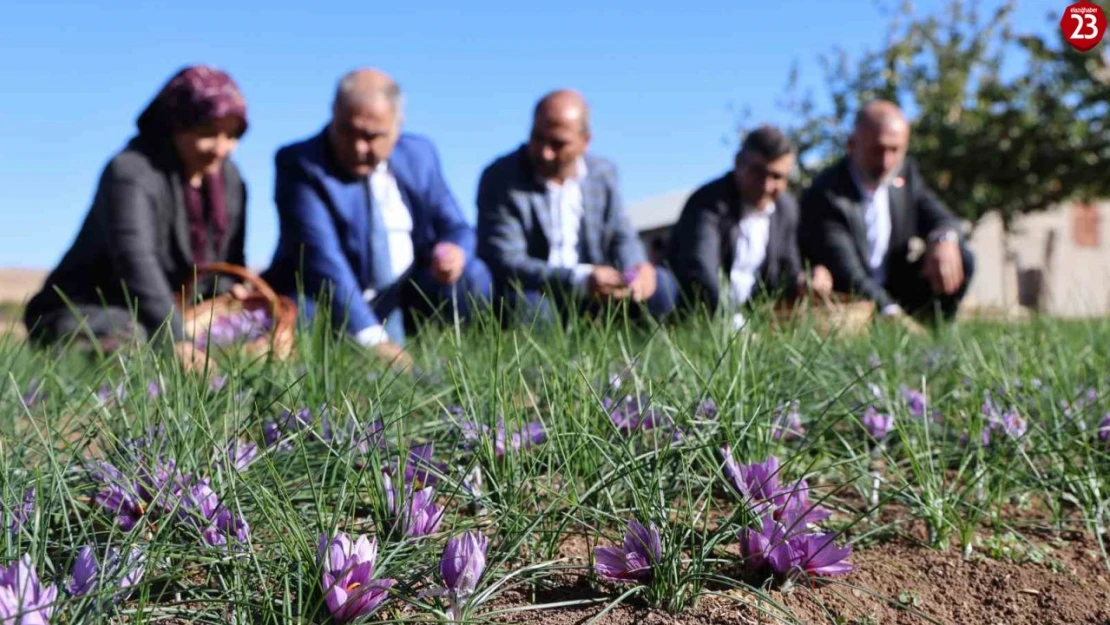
[771,402,805,441]
[438,530,489,619]
[0,554,57,623]
[1098,414,1110,444]
[318,533,395,624]
[861,407,894,440]
[739,517,794,576]
[789,532,854,577]
[4,487,35,535]
[382,472,442,538]
[594,520,662,583]
[225,439,259,472]
[67,545,145,600]
[721,449,829,526]
[899,385,926,418]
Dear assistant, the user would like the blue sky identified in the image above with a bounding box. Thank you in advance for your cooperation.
[0,0,1055,269]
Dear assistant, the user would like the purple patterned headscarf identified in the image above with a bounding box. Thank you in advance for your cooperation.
[137,65,248,264]
[137,65,248,138]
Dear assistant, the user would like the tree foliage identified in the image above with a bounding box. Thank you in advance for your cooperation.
[765,0,1110,230]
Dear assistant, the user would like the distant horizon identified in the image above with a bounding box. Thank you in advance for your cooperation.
[0,0,1056,270]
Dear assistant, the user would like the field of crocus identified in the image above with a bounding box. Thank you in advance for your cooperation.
[3,309,1110,624]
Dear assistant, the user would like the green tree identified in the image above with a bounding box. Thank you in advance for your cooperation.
[767,0,1110,230]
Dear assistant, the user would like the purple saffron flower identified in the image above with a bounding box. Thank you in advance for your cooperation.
[382,472,442,538]
[435,530,489,619]
[21,379,44,407]
[771,402,805,441]
[67,545,145,600]
[790,532,854,577]
[225,439,259,472]
[739,519,853,582]
[461,419,546,457]
[606,396,667,434]
[862,407,894,440]
[67,546,98,597]
[739,517,795,576]
[721,449,829,526]
[4,487,35,535]
[696,399,719,419]
[1098,414,1110,444]
[263,407,316,450]
[899,386,926,418]
[594,520,662,583]
[402,443,446,488]
[999,412,1028,439]
[722,448,781,507]
[317,533,395,624]
[621,265,640,285]
[0,554,57,623]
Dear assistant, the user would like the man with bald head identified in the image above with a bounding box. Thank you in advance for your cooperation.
[477,89,677,325]
[263,69,492,366]
[798,100,975,324]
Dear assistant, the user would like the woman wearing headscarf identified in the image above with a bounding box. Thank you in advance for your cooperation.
[24,65,250,370]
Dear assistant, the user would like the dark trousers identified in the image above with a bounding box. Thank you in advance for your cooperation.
[497,265,679,330]
[24,304,147,352]
[884,243,976,322]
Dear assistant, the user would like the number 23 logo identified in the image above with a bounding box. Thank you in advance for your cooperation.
[1072,13,1100,38]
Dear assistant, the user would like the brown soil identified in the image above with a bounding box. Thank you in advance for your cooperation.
[485,529,1110,625]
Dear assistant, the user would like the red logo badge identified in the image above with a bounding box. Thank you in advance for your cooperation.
[1061,0,1107,52]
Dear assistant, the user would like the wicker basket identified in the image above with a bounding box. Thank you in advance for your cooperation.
[180,263,297,360]
[771,293,876,338]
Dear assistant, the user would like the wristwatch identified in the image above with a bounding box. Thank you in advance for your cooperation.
[927,229,959,244]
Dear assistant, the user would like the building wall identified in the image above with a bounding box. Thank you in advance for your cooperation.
[964,201,1110,317]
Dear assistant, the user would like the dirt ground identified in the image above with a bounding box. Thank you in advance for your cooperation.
[486,526,1110,624]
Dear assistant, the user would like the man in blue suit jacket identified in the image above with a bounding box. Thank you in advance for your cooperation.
[263,69,492,365]
[476,89,677,326]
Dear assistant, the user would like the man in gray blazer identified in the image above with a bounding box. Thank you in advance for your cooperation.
[798,100,975,324]
[667,125,832,327]
[476,89,677,325]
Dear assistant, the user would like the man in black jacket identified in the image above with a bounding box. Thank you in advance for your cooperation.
[798,100,975,323]
[667,125,831,327]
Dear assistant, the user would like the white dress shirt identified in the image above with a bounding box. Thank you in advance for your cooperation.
[850,166,892,285]
[543,158,594,292]
[850,165,900,316]
[356,161,414,346]
[728,201,775,330]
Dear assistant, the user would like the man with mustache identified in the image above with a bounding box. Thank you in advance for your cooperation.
[798,100,975,324]
[263,68,492,368]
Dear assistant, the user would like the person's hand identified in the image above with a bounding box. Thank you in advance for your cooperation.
[797,265,834,300]
[372,341,413,372]
[587,266,630,299]
[810,265,833,299]
[923,238,964,295]
[624,263,657,302]
[431,242,466,286]
[175,340,219,375]
[229,283,251,301]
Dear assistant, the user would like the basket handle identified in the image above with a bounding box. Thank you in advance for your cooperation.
[181,262,280,309]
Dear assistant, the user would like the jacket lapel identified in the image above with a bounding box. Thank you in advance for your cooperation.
[169,170,194,268]
[886,170,911,254]
[216,163,241,261]
[529,191,553,251]
[578,173,604,264]
[762,202,784,286]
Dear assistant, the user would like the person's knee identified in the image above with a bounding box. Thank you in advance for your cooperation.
[647,265,679,317]
[459,258,493,300]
